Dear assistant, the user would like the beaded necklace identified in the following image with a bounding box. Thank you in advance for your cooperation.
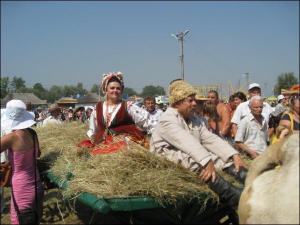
[105,103,118,127]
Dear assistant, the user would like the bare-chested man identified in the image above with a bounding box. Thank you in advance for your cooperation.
[207,90,232,141]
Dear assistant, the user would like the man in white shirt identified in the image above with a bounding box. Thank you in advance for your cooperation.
[235,96,269,159]
[143,96,163,134]
[274,94,287,117]
[231,83,273,138]
[43,104,63,126]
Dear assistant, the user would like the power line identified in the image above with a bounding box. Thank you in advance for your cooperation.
[185,35,245,75]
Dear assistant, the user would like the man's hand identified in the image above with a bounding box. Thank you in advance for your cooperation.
[232,154,248,172]
[249,151,259,159]
[199,160,216,182]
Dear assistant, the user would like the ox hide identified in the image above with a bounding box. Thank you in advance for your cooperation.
[238,133,299,224]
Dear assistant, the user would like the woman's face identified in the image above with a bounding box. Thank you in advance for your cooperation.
[106,81,122,101]
[76,109,84,117]
[292,99,299,114]
[234,97,243,107]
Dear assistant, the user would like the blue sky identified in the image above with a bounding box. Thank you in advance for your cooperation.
[1,1,299,97]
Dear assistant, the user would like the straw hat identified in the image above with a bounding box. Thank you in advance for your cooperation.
[196,95,209,101]
[1,100,36,130]
[168,80,196,106]
[48,104,61,113]
[73,106,85,116]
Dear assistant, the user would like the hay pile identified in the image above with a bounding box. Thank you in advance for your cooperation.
[35,123,220,208]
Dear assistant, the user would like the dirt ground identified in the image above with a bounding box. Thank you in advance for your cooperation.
[1,187,121,224]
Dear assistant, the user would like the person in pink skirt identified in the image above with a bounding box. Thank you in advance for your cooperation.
[1,100,44,224]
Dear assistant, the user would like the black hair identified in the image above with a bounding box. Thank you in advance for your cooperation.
[108,76,121,85]
[229,94,235,102]
[234,92,247,102]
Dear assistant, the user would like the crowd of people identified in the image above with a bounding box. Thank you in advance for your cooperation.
[1,71,299,224]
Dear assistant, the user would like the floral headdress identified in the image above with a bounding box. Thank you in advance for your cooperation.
[101,71,124,93]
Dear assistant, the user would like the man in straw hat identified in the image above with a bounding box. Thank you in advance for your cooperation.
[150,79,248,207]
[43,103,63,126]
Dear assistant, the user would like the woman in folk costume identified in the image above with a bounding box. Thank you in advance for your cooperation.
[78,72,151,155]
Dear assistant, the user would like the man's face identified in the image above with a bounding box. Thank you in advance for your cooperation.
[51,108,61,118]
[248,88,261,98]
[249,99,263,117]
[207,92,218,104]
[177,95,197,119]
[145,99,155,113]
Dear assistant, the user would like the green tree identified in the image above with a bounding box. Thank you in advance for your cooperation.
[123,87,138,96]
[18,86,30,93]
[140,85,166,97]
[48,85,64,103]
[62,83,89,97]
[33,83,45,92]
[0,76,10,98]
[10,76,26,92]
[274,72,299,96]
[90,84,104,96]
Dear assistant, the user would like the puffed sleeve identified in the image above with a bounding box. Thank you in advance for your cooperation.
[127,101,149,129]
[87,108,99,140]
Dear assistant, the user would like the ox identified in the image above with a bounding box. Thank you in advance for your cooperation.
[238,133,299,224]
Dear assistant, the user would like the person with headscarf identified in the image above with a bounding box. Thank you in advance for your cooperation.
[1,100,44,224]
[150,79,248,208]
[78,71,151,155]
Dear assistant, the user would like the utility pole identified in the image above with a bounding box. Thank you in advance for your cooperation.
[264,83,267,98]
[97,84,101,101]
[172,30,189,80]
